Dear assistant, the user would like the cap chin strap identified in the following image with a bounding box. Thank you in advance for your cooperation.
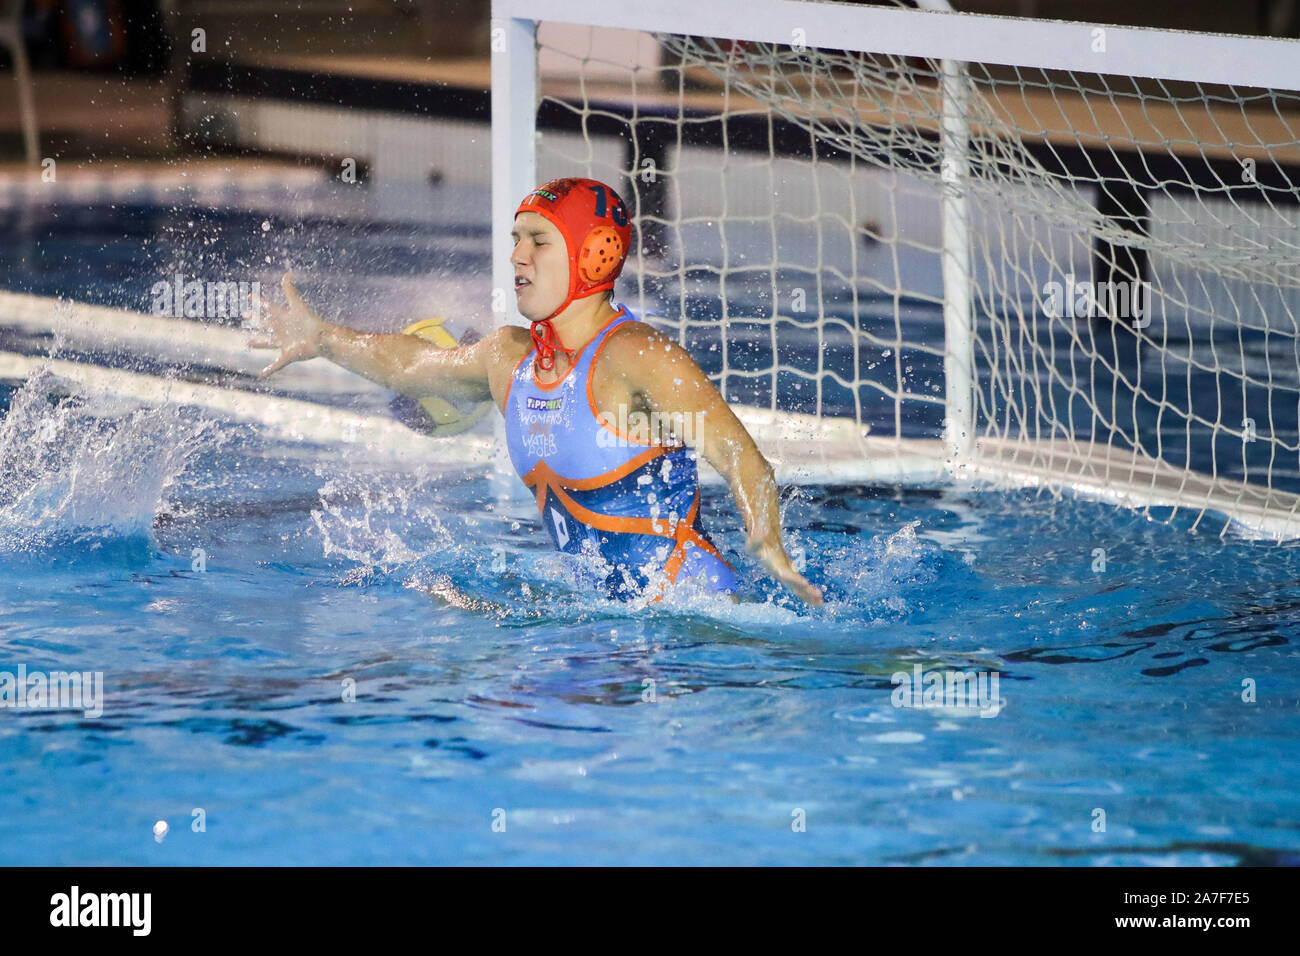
[529,316,576,373]
[529,287,611,373]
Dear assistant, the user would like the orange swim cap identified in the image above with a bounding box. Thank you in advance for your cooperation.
[516,177,632,322]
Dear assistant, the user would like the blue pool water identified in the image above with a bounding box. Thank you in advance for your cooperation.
[1,181,1299,865]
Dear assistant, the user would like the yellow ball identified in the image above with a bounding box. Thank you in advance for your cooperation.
[397,319,493,436]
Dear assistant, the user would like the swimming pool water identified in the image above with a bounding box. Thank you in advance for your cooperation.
[1,365,1298,866]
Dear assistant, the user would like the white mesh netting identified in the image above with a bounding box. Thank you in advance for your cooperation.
[531,13,1300,537]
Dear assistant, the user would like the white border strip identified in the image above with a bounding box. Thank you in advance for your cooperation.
[0,291,385,398]
[495,0,1300,91]
[6,344,1297,538]
[0,351,495,467]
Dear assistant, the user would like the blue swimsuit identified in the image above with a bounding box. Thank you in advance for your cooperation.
[503,304,738,601]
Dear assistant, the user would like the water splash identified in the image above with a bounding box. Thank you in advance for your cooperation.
[818,520,939,619]
[311,470,455,582]
[310,467,927,626]
[0,366,215,553]
[397,524,818,627]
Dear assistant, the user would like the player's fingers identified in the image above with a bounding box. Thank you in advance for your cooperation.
[258,352,295,379]
[767,554,823,606]
[780,565,813,598]
[775,563,821,605]
[796,578,825,606]
[281,271,304,309]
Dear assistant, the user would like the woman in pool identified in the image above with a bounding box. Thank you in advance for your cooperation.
[248,177,822,606]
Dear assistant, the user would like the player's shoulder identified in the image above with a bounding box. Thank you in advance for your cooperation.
[603,309,681,361]
[599,311,705,393]
[484,323,534,365]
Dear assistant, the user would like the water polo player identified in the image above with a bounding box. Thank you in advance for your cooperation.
[247,177,823,606]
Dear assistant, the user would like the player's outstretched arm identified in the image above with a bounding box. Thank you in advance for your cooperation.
[609,325,824,607]
[246,272,497,403]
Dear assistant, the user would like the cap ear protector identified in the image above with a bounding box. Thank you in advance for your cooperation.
[515,177,632,320]
[579,225,627,284]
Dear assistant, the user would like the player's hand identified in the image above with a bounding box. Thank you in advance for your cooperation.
[245,272,326,378]
[746,534,824,606]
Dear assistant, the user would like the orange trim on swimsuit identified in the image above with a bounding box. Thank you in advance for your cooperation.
[521,455,727,565]
[525,457,667,536]
[645,488,734,604]
[530,465,729,603]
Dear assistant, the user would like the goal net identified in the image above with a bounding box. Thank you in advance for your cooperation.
[493,0,1300,539]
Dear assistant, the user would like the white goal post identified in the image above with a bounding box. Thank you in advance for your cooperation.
[490,0,1300,539]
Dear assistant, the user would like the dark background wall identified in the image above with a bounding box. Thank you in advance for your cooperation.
[3,0,1296,77]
